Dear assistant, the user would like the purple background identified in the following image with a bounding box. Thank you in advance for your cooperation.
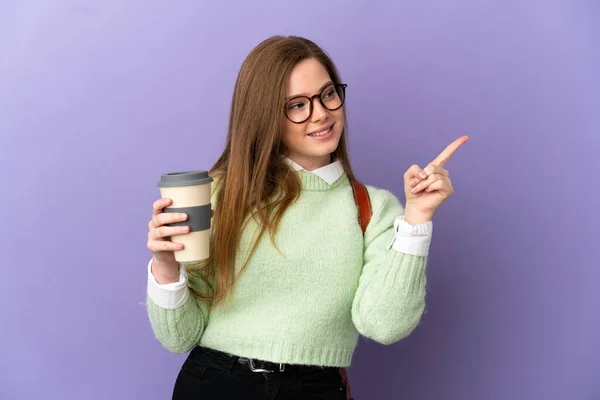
[1,1,598,399]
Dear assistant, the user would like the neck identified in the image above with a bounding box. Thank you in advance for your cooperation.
[286,153,332,171]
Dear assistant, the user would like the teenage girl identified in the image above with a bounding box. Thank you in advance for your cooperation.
[145,35,468,400]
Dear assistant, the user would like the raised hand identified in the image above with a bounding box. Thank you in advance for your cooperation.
[402,135,469,224]
[147,198,189,283]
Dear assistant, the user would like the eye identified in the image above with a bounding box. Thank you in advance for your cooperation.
[322,89,336,99]
[287,102,305,111]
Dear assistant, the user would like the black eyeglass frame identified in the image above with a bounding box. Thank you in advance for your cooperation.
[283,83,348,124]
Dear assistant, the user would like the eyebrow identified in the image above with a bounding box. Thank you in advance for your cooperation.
[285,81,333,102]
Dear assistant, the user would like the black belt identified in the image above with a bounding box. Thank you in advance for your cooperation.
[193,346,334,374]
[237,357,288,373]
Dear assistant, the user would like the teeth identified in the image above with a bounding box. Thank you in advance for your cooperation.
[309,126,331,137]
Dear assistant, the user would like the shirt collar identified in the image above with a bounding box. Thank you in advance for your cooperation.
[283,157,345,185]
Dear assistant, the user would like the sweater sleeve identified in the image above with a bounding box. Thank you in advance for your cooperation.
[351,188,429,345]
[146,262,212,353]
[146,177,220,354]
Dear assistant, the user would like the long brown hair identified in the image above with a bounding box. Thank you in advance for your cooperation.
[188,36,356,305]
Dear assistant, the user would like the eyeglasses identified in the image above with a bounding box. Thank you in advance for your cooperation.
[284,83,347,124]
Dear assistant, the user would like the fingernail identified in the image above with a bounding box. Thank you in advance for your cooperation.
[419,171,427,179]
[180,213,187,219]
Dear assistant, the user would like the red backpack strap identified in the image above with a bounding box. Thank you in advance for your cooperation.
[339,367,354,400]
[338,179,372,400]
[350,179,372,235]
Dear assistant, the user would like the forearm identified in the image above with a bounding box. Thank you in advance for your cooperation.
[147,294,208,353]
[146,258,210,353]
[351,189,431,345]
[352,250,427,345]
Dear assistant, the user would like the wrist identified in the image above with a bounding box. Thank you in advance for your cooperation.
[403,205,432,225]
[151,256,180,284]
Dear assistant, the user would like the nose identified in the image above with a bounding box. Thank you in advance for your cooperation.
[310,97,328,123]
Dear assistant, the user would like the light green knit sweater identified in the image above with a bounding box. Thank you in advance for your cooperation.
[147,171,427,367]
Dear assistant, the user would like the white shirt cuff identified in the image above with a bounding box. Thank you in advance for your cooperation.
[387,216,433,257]
[147,258,190,309]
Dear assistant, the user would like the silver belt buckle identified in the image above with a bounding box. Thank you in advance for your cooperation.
[249,359,285,373]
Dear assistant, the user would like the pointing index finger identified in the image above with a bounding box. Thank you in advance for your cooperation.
[431,135,469,167]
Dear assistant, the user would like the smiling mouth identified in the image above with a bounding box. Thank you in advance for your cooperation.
[308,123,334,137]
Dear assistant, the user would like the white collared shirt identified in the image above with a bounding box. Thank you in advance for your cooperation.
[282,157,345,185]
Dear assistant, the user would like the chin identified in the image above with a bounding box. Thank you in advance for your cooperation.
[310,139,340,156]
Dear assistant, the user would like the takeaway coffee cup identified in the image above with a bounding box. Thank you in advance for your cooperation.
[157,170,213,263]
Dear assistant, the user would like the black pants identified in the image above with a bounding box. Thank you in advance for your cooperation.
[172,346,350,400]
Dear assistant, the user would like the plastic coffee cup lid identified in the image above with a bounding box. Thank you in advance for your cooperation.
[157,170,213,187]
